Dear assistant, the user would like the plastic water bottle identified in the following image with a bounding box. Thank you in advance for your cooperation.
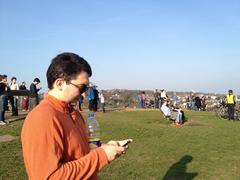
[85,112,101,148]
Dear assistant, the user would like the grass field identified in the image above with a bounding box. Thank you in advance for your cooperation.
[1,110,240,179]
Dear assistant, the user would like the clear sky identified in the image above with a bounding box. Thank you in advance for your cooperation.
[1,0,240,94]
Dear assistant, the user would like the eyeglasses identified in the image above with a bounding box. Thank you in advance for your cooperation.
[69,82,89,94]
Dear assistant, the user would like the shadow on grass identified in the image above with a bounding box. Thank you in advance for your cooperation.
[163,155,198,180]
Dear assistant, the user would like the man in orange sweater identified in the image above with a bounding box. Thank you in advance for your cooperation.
[21,52,127,179]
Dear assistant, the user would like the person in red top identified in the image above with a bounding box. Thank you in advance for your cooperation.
[21,52,127,179]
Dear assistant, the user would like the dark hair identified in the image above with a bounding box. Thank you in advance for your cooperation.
[3,75,7,79]
[47,52,92,89]
[229,89,233,93]
[33,78,40,83]
[11,77,17,81]
[0,75,3,81]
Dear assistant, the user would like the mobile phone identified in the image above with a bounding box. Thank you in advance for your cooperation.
[119,139,133,147]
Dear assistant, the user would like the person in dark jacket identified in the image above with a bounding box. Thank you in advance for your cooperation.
[28,78,41,111]
[195,96,202,111]
[0,75,8,125]
[19,82,29,111]
[92,86,99,112]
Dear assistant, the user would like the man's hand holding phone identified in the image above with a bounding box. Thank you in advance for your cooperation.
[107,139,133,147]
[101,139,133,162]
[118,139,133,147]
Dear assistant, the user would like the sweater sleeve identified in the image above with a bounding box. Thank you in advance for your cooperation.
[49,148,108,179]
[21,110,108,180]
[49,118,109,179]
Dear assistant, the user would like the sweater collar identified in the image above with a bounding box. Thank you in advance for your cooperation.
[44,93,73,113]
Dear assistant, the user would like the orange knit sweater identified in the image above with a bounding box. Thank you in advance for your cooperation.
[21,94,108,180]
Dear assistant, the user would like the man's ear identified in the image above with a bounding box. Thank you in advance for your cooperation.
[55,79,65,91]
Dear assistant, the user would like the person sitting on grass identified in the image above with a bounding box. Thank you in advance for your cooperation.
[160,100,186,125]
[172,108,187,125]
[172,108,185,125]
[160,99,171,118]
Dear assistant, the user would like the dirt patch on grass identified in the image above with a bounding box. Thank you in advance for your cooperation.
[183,119,209,127]
[155,118,209,127]
[0,135,18,142]
[144,117,206,127]
[125,108,158,111]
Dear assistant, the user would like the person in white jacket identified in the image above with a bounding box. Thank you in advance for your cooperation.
[161,100,171,117]
[99,91,106,113]
[10,77,19,116]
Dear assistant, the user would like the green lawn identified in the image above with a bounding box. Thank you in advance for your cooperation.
[1,110,240,179]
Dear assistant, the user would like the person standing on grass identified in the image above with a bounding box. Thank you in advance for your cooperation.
[140,91,146,108]
[92,85,99,112]
[21,52,128,179]
[19,81,28,111]
[10,77,19,116]
[78,94,84,111]
[136,92,142,108]
[171,92,178,108]
[226,89,236,120]
[195,96,202,111]
[99,90,106,113]
[160,89,168,107]
[87,84,95,111]
[0,75,8,125]
[28,78,41,111]
[154,89,160,109]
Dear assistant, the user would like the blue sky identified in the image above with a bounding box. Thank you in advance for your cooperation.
[1,0,240,94]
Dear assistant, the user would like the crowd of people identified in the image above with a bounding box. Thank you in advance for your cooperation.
[136,88,239,123]
[0,75,41,125]
[0,73,108,126]
[185,94,207,111]
[136,89,186,125]
[1,72,238,126]
[0,71,110,126]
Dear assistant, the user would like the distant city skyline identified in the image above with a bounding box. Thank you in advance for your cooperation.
[1,0,240,94]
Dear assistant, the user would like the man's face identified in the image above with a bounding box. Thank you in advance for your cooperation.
[3,77,7,83]
[63,71,89,104]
